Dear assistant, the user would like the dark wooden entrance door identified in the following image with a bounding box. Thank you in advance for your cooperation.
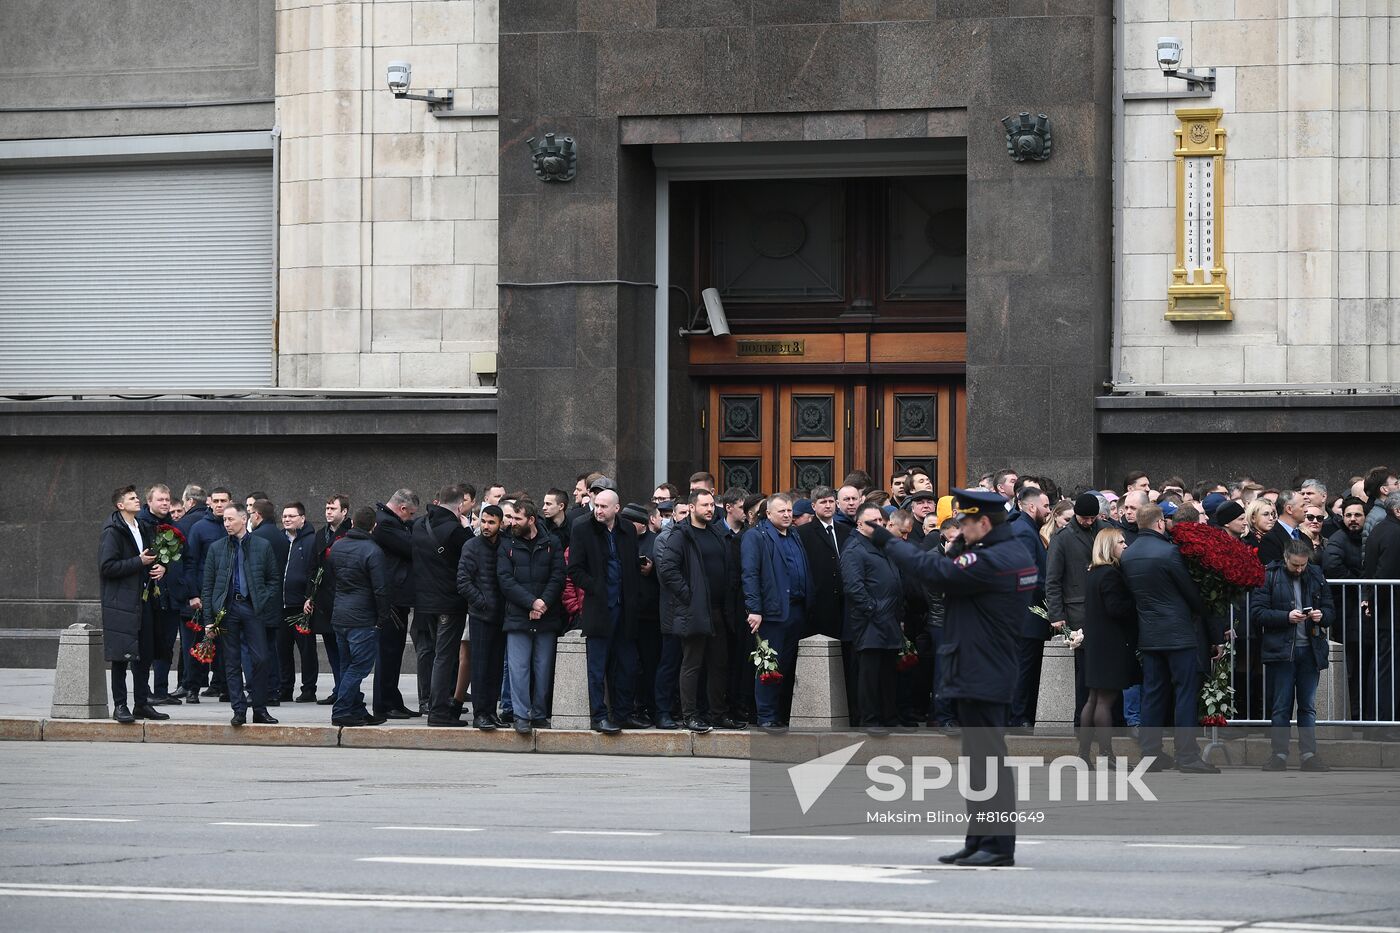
[706,380,964,496]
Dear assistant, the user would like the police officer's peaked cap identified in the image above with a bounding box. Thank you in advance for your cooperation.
[952,487,1008,522]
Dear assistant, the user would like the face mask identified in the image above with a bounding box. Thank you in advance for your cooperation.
[661,517,675,531]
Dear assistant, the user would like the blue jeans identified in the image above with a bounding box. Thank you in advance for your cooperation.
[333,625,378,720]
[321,632,342,692]
[585,633,638,723]
[500,655,513,715]
[654,634,683,719]
[1122,683,1142,726]
[754,606,803,725]
[507,630,556,722]
[1140,648,1203,766]
[1267,644,1321,758]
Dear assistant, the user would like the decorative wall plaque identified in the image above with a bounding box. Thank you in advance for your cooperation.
[1167,108,1231,321]
[736,340,805,357]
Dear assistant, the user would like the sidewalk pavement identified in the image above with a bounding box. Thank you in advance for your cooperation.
[3,668,1398,767]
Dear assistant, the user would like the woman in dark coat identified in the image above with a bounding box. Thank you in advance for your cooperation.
[1080,527,1136,760]
[99,485,166,723]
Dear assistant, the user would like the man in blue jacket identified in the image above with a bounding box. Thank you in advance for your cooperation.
[1120,504,1224,774]
[865,487,1037,868]
[1250,540,1334,772]
[185,486,234,699]
[1007,485,1050,732]
[200,503,280,726]
[742,493,813,730]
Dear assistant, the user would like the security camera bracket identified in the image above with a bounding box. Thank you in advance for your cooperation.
[392,88,456,112]
[1162,67,1215,92]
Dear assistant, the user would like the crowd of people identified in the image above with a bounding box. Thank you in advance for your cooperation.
[97,464,1400,755]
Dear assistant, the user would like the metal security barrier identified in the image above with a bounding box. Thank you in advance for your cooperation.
[1224,580,1400,727]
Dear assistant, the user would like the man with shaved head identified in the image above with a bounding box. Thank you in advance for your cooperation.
[568,487,645,734]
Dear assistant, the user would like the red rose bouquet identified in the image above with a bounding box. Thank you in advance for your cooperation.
[751,634,782,685]
[896,637,919,673]
[1170,521,1265,618]
[188,608,226,664]
[153,524,185,565]
[283,567,322,636]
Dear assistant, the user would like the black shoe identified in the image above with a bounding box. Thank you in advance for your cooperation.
[266,699,281,707]
[134,705,170,721]
[407,705,425,718]
[472,715,497,731]
[592,718,622,735]
[279,690,294,701]
[621,716,652,730]
[230,711,246,726]
[113,704,135,724]
[956,850,1015,868]
[686,718,712,733]
[201,687,220,697]
[1177,760,1220,774]
[1261,755,1287,772]
[332,716,367,727]
[1144,757,1173,772]
[654,714,679,730]
[152,695,181,706]
[450,700,465,719]
[384,708,413,720]
[294,691,316,703]
[364,714,388,725]
[1007,724,1034,736]
[252,710,278,725]
[937,722,961,736]
[629,712,655,728]
[218,694,230,703]
[316,695,335,705]
[938,847,975,865]
[499,710,516,724]
[489,713,508,728]
[428,717,468,727]
[714,717,747,730]
[865,725,891,737]
[531,718,551,729]
[1300,755,1330,772]
[514,721,532,735]
[184,693,200,705]
[171,687,189,699]
[758,721,787,734]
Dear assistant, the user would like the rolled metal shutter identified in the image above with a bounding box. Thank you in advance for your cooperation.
[0,160,274,393]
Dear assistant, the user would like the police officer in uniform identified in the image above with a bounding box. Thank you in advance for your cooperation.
[863,488,1036,867]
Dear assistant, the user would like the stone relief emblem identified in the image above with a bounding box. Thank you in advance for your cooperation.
[527,133,577,183]
[1000,112,1052,162]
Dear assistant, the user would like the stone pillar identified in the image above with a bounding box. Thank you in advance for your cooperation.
[1034,640,1077,729]
[1315,640,1349,738]
[549,633,592,730]
[50,623,108,720]
[789,635,848,731]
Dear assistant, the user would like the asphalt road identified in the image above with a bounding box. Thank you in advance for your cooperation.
[1,741,1398,932]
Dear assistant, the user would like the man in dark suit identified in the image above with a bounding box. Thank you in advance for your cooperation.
[201,503,281,726]
[372,489,419,719]
[1257,490,1305,566]
[1007,485,1050,732]
[796,484,854,721]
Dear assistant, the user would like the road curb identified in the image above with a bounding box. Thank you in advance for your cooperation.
[3,716,1397,767]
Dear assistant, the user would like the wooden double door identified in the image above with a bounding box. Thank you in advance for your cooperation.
[705,380,966,497]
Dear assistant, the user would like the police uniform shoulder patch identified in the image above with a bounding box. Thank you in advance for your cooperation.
[954,552,978,568]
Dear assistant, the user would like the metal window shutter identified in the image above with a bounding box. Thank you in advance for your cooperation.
[0,160,274,393]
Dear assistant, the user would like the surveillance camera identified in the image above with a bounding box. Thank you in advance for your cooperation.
[1157,37,1183,72]
[701,287,731,338]
[386,61,412,94]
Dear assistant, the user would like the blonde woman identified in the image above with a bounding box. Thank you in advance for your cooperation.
[1079,528,1137,762]
[1243,498,1277,551]
[1040,499,1073,549]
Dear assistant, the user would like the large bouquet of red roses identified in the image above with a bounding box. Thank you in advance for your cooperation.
[1170,521,1265,617]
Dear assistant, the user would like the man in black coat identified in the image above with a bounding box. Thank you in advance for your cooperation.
[654,489,740,733]
[413,484,475,727]
[567,488,644,734]
[1120,504,1223,773]
[328,507,392,727]
[1045,493,1111,727]
[278,502,319,703]
[1361,491,1400,731]
[1007,486,1050,732]
[1323,496,1368,721]
[173,485,211,700]
[796,484,855,721]
[372,490,419,719]
[498,500,566,733]
[624,502,665,727]
[100,486,168,723]
[305,495,351,705]
[458,504,506,729]
[136,483,182,705]
[248,499,288,706]
[841,502,905,731]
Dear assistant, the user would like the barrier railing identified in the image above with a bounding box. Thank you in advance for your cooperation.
[1224,579,1399,727]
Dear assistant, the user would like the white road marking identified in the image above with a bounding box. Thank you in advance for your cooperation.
[551,830,661,837]
[377,826,485,833]
[748,835,855,841]
[31,817,137,823]
[1250,925,1400,933]
[0,883,1242,930]
[1331,847,1400,853]
[1124,844,1243,850]
[209,821,317,828]
[360,855,937,885]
